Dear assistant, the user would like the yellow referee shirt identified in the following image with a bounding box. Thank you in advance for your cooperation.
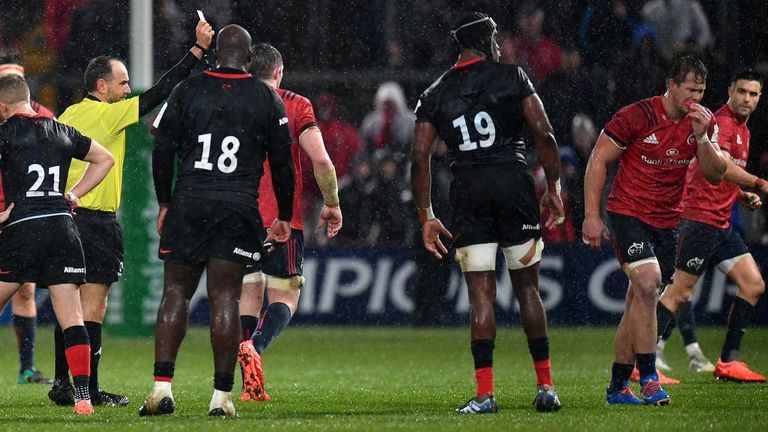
[60,96,140,212]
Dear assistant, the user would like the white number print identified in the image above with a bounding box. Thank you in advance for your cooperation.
[194,133,240,173]
[27,164,62,197]
[452,111,496,151]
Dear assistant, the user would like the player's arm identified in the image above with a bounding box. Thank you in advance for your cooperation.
[137,19,214,116]
[582,131,623,249]
[299,126,342,238]
[689,104,726,184]
[521,93,564,228]
[67,139,115,204]
[410,121,452,259]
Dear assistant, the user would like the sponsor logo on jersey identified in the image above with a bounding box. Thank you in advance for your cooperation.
[278,117,288,126]
[233,247,261,261]
[641,155,692,166]
[64,266,86,274]
[627,242,644,257]
[686,257,704,271]
[522,223,541,230]
[643,134,659,144]
[666,148,679,157]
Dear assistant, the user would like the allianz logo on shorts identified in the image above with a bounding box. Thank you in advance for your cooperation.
[233,247,261,262]
[687,257,704,271]
[522,223,540,230]
[627,242,644,257]
[64,266,86,274]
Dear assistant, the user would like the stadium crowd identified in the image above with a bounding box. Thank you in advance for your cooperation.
[7,0,768,249]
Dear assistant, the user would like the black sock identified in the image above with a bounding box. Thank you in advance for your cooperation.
[240,315,259,342]
[608,362,634,393]
[54,324,70,382]
[12,315,35,373]
[85,321,101,393]
[636,353,657,384]
[656,302,675,342]
[721,297,755,362]
[153,362,175,380]
[251,302,292,355]
[527,337,549,361]
[470,339,494,369]
[676,301,698,346]
[213,372,235,392]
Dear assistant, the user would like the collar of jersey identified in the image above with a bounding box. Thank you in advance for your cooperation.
[12,112,45,119]
[204,68,253,79]
[452,57,485,69]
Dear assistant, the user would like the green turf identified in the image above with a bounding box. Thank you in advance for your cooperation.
[1,325,767,431]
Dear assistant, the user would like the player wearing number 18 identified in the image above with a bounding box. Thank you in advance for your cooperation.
[141,25,294,418]
[410,11,564,414]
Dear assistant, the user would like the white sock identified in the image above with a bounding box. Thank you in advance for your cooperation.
[153,381,172,395]
[685,342,702,357]
[657,339,667,351]
[209,389,232,410]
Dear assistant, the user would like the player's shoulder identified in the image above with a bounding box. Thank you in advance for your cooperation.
[615,96,659,124]
[278,88,312,107]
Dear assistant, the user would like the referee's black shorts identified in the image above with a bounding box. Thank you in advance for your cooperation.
[73,208,123,284]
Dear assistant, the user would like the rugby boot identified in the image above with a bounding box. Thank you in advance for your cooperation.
[74,399,94,415]
[630,367,680,384]
[48,378,75,406]
[533,384,562,412]
[641,380,670,406]
[208,390,238,417]
[456,393,498,414]
[688,348,716,373]
[606,386,643,405]
[93,389,130,406]
[238,340,270,401]
[138,384,175,416]
[713,358,766,382]
[19,367,53,384]
[655,346,672,372]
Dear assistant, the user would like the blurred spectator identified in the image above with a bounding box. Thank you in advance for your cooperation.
[335,156,376,245]
[642,0,713,61]
[539,44,593,146]
[368,153,410,246]
[44,0,87,53]
[1,1,44,47]
[510,2,561,85]
[568,114,598,240]
[578,0,639,67]
[0,49,56,118]
[614,25,665,108]
[360,81,415,162]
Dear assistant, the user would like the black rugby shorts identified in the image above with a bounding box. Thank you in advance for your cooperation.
[676,218,749,276]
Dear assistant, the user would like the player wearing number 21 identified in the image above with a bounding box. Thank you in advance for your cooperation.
[410,12,564,414]
[142,25,294,417]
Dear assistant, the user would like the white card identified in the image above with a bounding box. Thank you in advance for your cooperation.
[197,10,206,21]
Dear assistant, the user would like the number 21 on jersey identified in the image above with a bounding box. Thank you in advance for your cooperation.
[453,111,496,151]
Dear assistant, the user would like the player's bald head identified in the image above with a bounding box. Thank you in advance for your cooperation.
[0,74,30,105]
[216,24,252,68]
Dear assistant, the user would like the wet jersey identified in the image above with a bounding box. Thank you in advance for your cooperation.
[681,104,748,228]
[605,96,718,229]
[0,113,91,227]
[258,89,317,230]
[414,58,536,169]
[153,68,293,210]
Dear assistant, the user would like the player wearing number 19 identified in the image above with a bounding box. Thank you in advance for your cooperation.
[140,25,294,418]
[411,12,564,414]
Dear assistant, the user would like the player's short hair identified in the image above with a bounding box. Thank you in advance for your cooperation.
[0,74,30,104]
[450,12,497,60]
[667,55,707,85]
[730,69,764,88]
[250,43,283,80]
[85,56,120,92]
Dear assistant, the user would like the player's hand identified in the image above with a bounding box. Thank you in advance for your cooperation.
[422,218,453,259]
[582,214,609,251]
[687,102,714,141]
[739,191,762,210]
[540,190,565,229]
[0,202,14,224]
[318,204,343,238]
[195,20,214,49]
[157,204,169,236]
[65,192,79,212]
[265,219,291,252]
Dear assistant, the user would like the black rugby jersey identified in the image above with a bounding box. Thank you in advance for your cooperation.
[153,68,293,210]
[415,58,535,168]
[0,113,90,227]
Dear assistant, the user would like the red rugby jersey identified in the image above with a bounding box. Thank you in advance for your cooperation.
[604,96,717,229]
[681,104,749,228]
[257,88,317,230]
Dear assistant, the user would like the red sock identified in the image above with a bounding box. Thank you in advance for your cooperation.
[154,376,173,382]
[534,359,553,386]
[65,344,91,378]
[475,367,493,396]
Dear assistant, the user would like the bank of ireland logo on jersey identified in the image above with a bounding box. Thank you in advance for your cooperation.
[687,257,704,271]
[627,242,644,257]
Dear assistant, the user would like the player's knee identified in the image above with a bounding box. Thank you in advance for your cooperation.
[266,275,304,291]
[743,277,765,300]
[15,284,35,302]
[455,243,497,272]
[242,271,265,285]
[502,238,544,270]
